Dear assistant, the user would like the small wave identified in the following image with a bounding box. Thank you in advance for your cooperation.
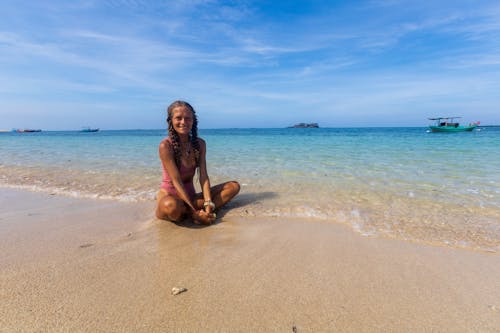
[0,182,156,203]
[2,179,499,253]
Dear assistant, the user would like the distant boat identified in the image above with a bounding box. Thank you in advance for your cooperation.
[15,129,42,133]
[428,117,479,132]
[80,127,99,132]
[288,122,319,128]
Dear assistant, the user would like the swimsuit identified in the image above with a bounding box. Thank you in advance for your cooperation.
[160,141,197,200]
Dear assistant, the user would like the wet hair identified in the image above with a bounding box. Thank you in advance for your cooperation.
[166,100,200,167]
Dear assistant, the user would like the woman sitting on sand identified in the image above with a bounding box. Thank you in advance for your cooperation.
[156,100,240,225]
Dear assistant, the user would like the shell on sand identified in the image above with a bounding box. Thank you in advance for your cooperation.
[171,287,188,295]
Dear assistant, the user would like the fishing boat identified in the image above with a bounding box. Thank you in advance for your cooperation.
[80,127,99,132]
[15,129,42,133]
[428,117,479,132]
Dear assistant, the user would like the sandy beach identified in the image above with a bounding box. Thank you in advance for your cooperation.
[1,188,499,332]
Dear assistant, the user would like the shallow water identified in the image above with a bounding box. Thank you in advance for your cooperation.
[1,127,499,251]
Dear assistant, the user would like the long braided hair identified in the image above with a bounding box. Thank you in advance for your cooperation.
[166,100,200,168]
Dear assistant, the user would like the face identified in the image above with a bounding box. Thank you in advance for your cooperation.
[171,106,193,136]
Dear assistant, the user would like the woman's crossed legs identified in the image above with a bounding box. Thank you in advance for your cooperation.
[156,181,240,224]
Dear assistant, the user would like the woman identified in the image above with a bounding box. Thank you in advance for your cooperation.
[156,100,240,225]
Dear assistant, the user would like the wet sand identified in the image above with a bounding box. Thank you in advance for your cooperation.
[1,188,499,332]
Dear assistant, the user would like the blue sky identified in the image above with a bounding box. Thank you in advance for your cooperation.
[1,0,499,129]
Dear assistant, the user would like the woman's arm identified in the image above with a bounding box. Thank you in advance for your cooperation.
[198,138,214,213]
[159,140,197,213]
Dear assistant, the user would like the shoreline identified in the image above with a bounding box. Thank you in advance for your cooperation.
[1,182,498,253]
[1,188,499,331]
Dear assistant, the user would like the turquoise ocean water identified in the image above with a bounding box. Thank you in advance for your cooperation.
[1,127,499,251]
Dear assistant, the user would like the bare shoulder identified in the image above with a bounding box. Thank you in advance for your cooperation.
[197,137,206,148]
[159,138,172,148]
[159,138,173,156]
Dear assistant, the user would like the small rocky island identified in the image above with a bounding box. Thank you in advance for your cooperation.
[288,122,319,128]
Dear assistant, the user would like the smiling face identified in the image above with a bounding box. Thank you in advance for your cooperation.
[170,106,193,137]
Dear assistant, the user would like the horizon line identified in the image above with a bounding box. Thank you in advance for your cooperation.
[3,125,499,132]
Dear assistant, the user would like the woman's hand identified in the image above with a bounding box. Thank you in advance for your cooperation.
[192,209,216,225]
[203,199,215,215]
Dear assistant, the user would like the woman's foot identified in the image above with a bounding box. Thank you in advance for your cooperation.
[192,210,216,225]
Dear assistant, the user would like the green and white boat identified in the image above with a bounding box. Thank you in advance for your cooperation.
[428,117,479,132]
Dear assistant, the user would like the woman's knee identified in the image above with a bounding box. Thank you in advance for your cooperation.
[227,181,240,195]
[157,196,184,221]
